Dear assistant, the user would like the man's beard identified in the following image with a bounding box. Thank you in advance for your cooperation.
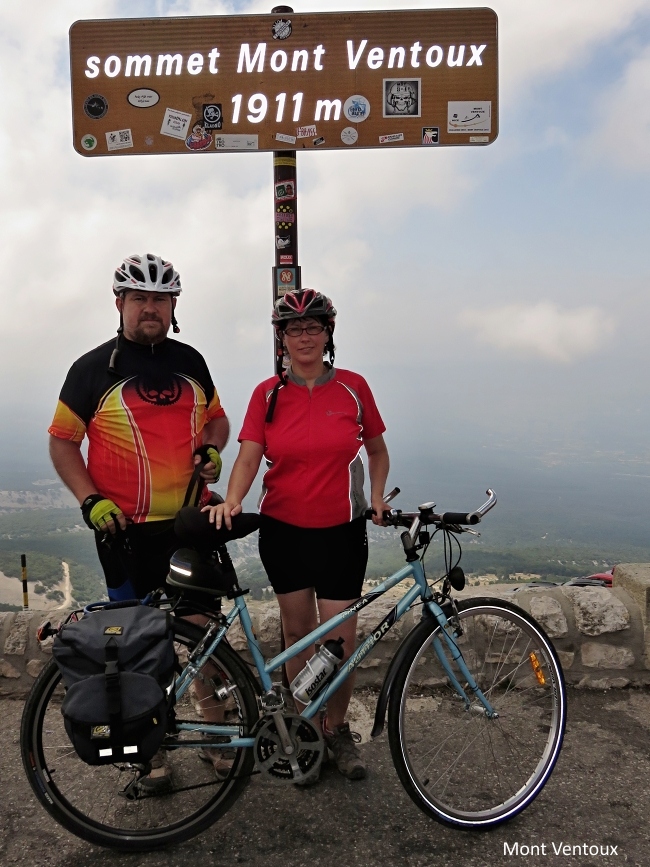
[129,317,168,344]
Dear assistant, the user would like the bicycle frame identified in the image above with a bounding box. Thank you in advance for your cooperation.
[174,553,498,748]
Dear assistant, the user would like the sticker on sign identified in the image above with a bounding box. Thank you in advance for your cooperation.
[105,128,133,150]
[214,134,259,150]
[80,134,97,151]
[127,88,159,108]
[276,132,297,144]
[379,133,404,144]
[448,102,492,134]
[161,108,192,139]
[297,125,317,138]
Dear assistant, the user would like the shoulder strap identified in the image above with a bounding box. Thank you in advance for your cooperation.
[182,462,206,508]
[265,375,287,424]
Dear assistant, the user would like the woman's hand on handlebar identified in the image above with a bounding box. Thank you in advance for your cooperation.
[370,497,390,526]
[201,500,242,530]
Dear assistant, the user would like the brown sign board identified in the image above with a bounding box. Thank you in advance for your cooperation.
[70,8,498,157]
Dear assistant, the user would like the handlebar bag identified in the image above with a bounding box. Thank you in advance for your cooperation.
[52,604,176,766]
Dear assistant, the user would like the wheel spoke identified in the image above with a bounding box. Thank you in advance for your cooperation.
[20,620,258,850]
[389,600,565,829]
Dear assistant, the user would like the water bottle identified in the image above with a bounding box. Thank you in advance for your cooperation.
[290,637,345,704]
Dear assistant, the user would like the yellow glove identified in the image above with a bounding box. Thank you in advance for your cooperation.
[81,494,124,532]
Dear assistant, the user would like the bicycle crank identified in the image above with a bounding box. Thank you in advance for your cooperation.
[253,714,325,783]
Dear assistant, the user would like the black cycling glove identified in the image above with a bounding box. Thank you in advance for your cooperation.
[81,494,124,532]
[193,444,222,482]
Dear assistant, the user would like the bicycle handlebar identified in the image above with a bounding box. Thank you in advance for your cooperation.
[439,511,481,526]
[437,490,497,526]
[365,489,497,529]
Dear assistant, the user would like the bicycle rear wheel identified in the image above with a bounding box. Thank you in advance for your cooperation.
[21,619,258,850]
[388,597,566,829]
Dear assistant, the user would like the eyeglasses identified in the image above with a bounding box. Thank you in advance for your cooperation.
[283,324,326,337]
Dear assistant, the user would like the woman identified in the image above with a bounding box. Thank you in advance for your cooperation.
[205,288,389,782]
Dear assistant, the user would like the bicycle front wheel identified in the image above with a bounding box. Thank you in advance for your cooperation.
[21,619,258,850]
[388,598,566,830]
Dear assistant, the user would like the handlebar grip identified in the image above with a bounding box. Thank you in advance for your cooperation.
[364,509,393,522]
[440,511,481,526]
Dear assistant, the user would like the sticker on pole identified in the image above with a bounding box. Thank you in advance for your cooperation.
[274,266,300,297]
[275,180,295,202]
[447,102,492,134]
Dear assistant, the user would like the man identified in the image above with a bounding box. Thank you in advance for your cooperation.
[49,253,230,789]
[49,252,229,600]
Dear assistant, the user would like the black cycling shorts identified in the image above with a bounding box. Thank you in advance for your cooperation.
[258,515,368,600]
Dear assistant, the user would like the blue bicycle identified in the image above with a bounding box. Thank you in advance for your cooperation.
[21,488,566,850]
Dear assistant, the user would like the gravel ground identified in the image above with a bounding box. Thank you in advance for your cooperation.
[1,688,649,867]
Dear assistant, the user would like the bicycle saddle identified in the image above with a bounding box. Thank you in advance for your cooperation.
[174,506,261,548]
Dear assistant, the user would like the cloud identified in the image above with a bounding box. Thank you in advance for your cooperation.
[496,0,650,102]
[458,303,615,363]
[0,0,643,435]
[586,43,650,172]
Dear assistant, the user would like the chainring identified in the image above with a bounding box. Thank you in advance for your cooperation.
[253,714,325,782]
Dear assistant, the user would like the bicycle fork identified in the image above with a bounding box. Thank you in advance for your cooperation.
[425,600,499,719]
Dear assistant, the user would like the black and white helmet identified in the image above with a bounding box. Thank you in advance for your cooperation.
[113,253,181,296]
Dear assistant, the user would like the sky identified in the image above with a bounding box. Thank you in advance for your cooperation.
[1,0,649,530]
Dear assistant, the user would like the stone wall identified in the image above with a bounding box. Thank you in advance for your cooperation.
[2,563,649,698]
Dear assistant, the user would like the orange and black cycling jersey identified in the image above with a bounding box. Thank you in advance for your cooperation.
[49,337,225,523]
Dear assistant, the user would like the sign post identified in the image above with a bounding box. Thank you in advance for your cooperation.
[271,7,301,307]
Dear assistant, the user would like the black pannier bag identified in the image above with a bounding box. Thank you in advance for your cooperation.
[52,604,176,766]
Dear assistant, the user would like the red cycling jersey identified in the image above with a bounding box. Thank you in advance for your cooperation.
[49,337,225,523]
[239,367,385,528]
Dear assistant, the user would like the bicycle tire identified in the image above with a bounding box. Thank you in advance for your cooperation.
[21,619,259,851]
[388,597,566,829]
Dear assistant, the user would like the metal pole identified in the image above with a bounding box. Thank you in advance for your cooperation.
[271,5,301,306]
[270,8,298,690]
[21,554,29,611]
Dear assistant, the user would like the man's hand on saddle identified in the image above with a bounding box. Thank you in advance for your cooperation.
[194,444,222,483]
[201,500,242,531]
[81,494,128,535]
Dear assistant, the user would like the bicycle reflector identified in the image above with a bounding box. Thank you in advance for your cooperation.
[37,620,57,642]
[529,651,546,685]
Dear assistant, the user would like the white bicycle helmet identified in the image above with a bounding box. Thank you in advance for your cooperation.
[113,253,181,296]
